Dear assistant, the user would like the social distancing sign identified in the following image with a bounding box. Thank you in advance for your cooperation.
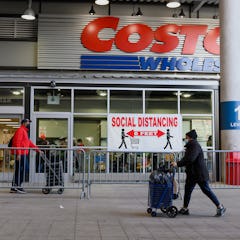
[108,114,182,152]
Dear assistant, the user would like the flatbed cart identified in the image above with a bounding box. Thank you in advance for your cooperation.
[147,166,178,218]
[41,153,64,194]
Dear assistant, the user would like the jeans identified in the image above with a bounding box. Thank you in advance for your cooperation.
[184,180,220,208]
[12,155,28,187]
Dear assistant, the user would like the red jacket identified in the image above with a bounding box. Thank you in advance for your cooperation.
[11,125,38,155]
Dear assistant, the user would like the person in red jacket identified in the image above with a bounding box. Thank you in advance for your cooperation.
[10,118,41,194]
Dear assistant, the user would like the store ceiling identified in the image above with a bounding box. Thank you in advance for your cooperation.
[0,0,219,15]
[2,0,219,5]
[111,0,219,4]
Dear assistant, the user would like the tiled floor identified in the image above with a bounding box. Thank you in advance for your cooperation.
[0,184,238,240]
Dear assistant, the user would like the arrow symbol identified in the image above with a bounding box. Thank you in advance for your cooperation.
[127,129,165,138]
[127,130,135,137]
[156,129,165,138]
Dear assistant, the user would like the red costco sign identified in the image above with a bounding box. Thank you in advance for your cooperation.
[81,16,219,55]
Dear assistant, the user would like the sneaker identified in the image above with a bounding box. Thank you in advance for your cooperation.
[173,193,179,200]
[216,205,226,217]
[179,208,189,215]
[10,188,17,193]
[16,188,27,194]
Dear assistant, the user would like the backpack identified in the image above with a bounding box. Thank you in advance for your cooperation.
[8,136,14,147]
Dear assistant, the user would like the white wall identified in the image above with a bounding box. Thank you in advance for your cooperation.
[0,41,37,67]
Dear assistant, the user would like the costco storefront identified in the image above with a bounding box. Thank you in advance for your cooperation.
[35,15,219,151]
[0,14,220,176]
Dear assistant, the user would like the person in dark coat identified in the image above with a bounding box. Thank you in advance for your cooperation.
[172,129,226,216]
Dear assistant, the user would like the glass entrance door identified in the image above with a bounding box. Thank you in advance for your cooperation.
[30,114,71,183]
[0,115,21,180]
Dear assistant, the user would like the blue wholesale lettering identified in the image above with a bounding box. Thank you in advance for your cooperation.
[80,55,220,72]
[139,57,162,70]
[161,58,176,71]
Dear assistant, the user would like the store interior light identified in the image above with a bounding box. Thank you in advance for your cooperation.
[182,93,192,98]
[89,4,96,15]
[21,0,35,20]
[0,119,12,122]
[166,0,181,8]
[6,124,19,126]
[95,0,109,6]
[136,7,143,16]
[173,92,182,96]
[97,90,107,97]
[0,122,19,125]
[12,91,21,95]
[179,8,185,18]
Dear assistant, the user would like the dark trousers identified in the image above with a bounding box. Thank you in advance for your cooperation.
[184,180,220,208]
[12,155,28,187]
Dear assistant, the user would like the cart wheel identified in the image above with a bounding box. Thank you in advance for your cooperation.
[160,207,167,213]
[147,208,152,214]
[42,188,50,194]
[151,211,157,217]
[166,206,178,218]
[57,188,64,194]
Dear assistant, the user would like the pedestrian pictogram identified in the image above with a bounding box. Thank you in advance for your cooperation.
[164,129,173,150]
[118,129,128,149]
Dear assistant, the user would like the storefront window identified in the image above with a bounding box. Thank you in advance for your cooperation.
[73,116,107,147]
[36,118,69,173]
[145,91,177,114]
[110,90,142,113]
[182,117,212,148]
[0,88,24,106]
[74,90,107,113]
[34,89,71,112]
[73,116,107,173]
[180,91,212,114]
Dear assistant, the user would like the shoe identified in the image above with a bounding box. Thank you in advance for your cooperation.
[179,208,189,215]
[10,188,17,193]
[16,188,27,194]
[216,205,226,217]
[173,193,179,200]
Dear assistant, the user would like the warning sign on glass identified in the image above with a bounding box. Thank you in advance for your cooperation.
[108,114,182,152]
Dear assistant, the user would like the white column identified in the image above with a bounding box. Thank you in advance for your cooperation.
[220,0,240,150]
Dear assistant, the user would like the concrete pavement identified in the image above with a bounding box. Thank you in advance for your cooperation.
[0,184,239,240]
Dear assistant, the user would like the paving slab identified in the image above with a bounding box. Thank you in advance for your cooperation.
[0,184,239,240]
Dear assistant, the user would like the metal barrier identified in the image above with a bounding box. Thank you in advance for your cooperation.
[0,147,87,198]
[1,147,240,198]
[86,149,240,197]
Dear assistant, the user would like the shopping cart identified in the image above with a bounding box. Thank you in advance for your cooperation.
[41,152,64,194]
[147,165,178,218]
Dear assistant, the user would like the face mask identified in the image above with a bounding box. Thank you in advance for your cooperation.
[184,139,189,145]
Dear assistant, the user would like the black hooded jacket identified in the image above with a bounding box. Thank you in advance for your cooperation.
[177,139,209,182]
